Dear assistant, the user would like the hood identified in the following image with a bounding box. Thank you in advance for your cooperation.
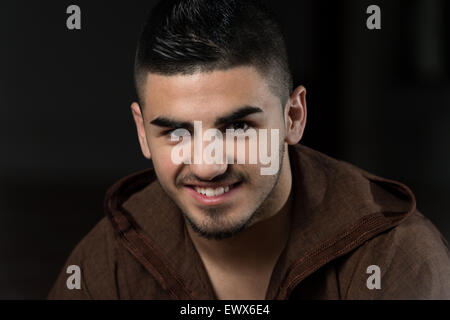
[104,144,416,299]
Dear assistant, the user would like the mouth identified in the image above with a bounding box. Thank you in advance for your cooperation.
[184,181,243,205]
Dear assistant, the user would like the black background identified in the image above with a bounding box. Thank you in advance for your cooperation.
[1,0,449,299]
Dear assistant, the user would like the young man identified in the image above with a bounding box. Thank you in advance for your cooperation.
[49,0,450,299]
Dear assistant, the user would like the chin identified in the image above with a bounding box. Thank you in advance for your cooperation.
[184,210,253,240]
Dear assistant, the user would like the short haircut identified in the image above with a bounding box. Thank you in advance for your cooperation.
[134,0,293,108]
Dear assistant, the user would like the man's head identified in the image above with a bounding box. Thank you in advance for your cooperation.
[131,0,307,240]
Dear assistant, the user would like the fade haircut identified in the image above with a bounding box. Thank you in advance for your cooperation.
[134,0,293,108]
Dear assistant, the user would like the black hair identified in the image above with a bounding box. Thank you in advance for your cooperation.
[134,0,293,108]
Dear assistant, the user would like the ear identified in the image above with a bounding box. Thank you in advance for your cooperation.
[284,85,307,145]
[131,102,151,159]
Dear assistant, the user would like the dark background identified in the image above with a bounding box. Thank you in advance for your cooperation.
[1,0,449,299]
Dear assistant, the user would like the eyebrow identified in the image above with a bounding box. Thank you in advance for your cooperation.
[149,106,263,130]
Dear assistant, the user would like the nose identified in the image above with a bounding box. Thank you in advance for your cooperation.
[190,162,228,181]
[189,131,228,181]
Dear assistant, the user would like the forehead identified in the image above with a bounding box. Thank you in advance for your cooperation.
[141,66,279,120]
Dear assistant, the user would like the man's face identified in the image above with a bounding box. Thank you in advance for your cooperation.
[135,66,289,239]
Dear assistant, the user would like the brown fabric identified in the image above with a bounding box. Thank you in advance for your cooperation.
[48,144,450,299]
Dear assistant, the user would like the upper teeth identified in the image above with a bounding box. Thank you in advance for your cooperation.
[194,185,231,197]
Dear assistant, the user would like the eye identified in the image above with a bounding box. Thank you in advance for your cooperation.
[226,121,251,132]
[163,128,191,139]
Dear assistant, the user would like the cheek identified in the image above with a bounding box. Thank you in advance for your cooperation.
[151,148,179,185]
[242,163,266,186]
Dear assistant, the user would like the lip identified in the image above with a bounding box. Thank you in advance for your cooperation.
[184,182,242,206]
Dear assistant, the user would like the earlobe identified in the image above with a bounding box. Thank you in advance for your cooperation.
[284,85,307,145]
[131,102,152,159]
